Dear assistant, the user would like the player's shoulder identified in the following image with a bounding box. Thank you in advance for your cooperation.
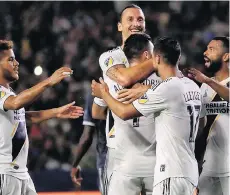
[153,77,197,91]
[99,46,127,69]
[0,85,13,98]
[151,77,172,93]
[99,46,123,60]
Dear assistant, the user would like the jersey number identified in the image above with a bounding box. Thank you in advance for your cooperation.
[133,117,140,127]
[187,105,201,142]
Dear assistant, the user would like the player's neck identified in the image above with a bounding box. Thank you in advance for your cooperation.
[159,65,177,81]
[214,65,229,82]
[130,59,144,67]
[0,76,10,89]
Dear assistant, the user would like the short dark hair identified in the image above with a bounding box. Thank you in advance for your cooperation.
[212,36,229,51]
[119,4,142,22]
[123,33,152,63]
[0,40,13,52]
[153,37,181,66]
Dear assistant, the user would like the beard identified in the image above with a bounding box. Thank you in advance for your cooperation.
[204,58,222,75]
[4,69,18,83]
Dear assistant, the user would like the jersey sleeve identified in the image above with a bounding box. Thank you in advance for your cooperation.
[0,88,14,111]
[132,83,167,117]
[94,97,107,107]
[83,93,95,127]
[99,48,126,74]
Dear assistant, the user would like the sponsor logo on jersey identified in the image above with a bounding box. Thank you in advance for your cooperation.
[122,58,127,65]
[205,101,229,115]
[0,91,6,99]
[138,93,148,104]
[104,56,114,67]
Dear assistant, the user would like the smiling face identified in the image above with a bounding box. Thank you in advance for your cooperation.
[118,7,146,43]
[0,49,20,82]
[203,40,226,73]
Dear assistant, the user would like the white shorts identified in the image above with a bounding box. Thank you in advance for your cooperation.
[198,174,229,195]
[0,174,37,195]
[108,170,154,195]
[153,178,196,195]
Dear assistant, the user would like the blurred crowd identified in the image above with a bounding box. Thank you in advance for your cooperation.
[0,1,229,173]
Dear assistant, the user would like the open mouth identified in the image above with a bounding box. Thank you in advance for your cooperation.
[204,57,210,67]
[129,29,143,33]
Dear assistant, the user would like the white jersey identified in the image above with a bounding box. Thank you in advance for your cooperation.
[0,85,29,180]
[98,47,129,149]
[99,47,162,177]
[199,77,230,177]
[133,77,201,186]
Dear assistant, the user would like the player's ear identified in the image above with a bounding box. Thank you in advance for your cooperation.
[118,22,122,32]
[223,52,229,62]
[143,51,150,60]
[156,54,160,64]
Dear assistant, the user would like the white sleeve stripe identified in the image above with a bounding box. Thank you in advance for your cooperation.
[132,101,148,117]
[83,121,95,127]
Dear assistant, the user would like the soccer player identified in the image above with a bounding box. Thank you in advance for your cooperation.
[93,33,161,195]
[71,92,107,194]
[188,36,229,195]
[92,5,156,194]
[0,40,84,195]
[97,37,201,195]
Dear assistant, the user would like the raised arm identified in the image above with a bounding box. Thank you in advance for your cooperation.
[188,68,229,101]
[106,59,154,87]
[26,102,83,124]
[99,48,154,87]
[4,67,73,110]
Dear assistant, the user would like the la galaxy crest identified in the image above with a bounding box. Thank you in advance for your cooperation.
[138,93,148,104]
[0,91,6,99]
[104,56,114,67]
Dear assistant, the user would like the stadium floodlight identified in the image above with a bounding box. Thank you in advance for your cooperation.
[34,65,43,76]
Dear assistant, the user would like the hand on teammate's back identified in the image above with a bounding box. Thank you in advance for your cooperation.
[56,101,84,119]
[48,67,73,87]
[117,83,150,104]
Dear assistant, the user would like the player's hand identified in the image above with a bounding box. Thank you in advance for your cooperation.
[193,187,199,195]
[117,83,150,104]
[187,68,210,83]
[56,101,84,119]
[71,166,83,186]
[48,67,73,87]
[99,77,109,95]
[91,80,102,98]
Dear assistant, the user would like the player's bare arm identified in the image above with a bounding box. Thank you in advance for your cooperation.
[188,68,229,101]
[106,59,154,87]
[92,102,107,120]
[71,125,94,186]
[3,67,73,110]
[26,101,83,124]
[196,116,207,138]
[117,83,151,104]
[91,80,102,98]
[99,78,141,120]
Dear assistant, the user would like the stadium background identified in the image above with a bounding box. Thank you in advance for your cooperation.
[0,1,229,194]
